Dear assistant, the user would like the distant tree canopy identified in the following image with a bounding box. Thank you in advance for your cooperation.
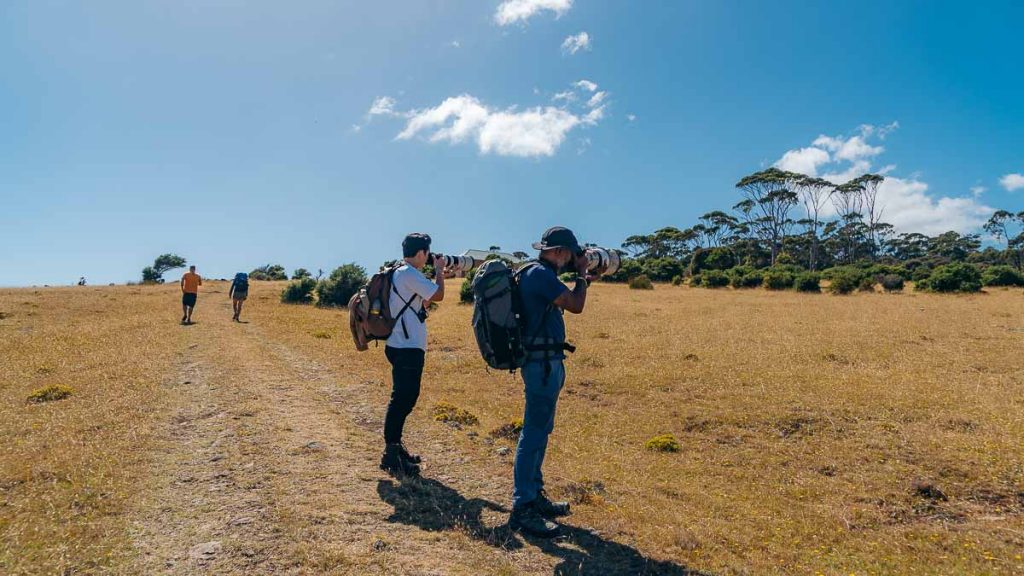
[606,168,1024,288]
[291,268,312,280]
[250,264,288,281]
[141,253,186,283]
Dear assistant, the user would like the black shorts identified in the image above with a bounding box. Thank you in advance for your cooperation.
[182,292,198,307]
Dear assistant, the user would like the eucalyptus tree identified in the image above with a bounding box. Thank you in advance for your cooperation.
[790,175,835,269]
[983,210,1024,269]
[851,174,886,258]
[735,168,799,265]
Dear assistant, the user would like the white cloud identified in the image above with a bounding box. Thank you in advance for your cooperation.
[627,114,636,122]
[561,31,590,55]
[495,0,572,26]
[1000,173,1024,192]
[574,79,597,92]
[368,96,398,117]
[552,90,575,102]
[586,91,607,108]
[776,146,831,177]
[450,40,461,48]
[774,123,994,234]
[388,83,605,158]
[970,185,987,198]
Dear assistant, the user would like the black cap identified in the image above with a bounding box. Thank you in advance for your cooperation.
[532,226,582,254]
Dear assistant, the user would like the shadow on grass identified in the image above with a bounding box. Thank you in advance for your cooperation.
[377,477,706,575]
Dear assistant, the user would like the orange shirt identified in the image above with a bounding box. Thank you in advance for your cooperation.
[181,272,202,294]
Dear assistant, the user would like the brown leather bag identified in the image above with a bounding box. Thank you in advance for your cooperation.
[348,266,413,351]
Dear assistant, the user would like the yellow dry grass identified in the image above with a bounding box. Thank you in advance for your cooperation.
[2,280,1023,575]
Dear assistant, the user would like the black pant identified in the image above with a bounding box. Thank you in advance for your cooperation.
[383,346,425,444]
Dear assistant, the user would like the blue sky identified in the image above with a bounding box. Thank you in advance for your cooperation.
[2,0,1022,286]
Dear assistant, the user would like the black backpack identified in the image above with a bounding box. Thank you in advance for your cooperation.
[471,260,574,372]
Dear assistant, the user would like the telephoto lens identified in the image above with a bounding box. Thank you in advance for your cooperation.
[583,247,621,277]
[435,254,476,272]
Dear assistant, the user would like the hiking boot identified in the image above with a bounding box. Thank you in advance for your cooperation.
[535,490,570,518]
[510,502,560,538]
[398,443,421,464]
[380,444,420,477]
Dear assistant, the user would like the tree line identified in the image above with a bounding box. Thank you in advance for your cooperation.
[606,167,1024,292]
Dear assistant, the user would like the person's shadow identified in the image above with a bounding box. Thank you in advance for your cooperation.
[377,477,707,575]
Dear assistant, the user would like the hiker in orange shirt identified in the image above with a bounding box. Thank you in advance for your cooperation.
[180,265,202,325]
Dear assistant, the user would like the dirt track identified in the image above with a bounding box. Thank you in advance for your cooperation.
[128,293,687,575]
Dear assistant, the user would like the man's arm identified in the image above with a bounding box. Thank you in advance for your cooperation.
[180,276,186,292]
[426,255,445,303]
[553,254,590,314]
[229,282,234,298]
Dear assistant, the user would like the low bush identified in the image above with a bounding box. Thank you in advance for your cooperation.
[433,402,479,426]
[645,433,681,453]
[880,274,905,292]
[250,264,288,281]
[291,268,312,280]
[28,384,74,403]
[489,419,524,440]
[629,275,654,290]
[981,265,1024,287]
[916,263,982,293]
[671,275,684,286]
[793,272,821,293]
[910,266,933,283]
[700,269,730,288]
[828,269,863,295]
[281,277,317,304]
[689,274,703,287]
[763,269,795,291]
[728,266,763,289]
[858,276,877,293]
[459,268,477,304]
[315,263,367,307]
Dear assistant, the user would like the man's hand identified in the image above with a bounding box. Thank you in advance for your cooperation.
[432,254,445,273]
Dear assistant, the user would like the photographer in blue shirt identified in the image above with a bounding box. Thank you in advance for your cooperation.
[509,227,590,538]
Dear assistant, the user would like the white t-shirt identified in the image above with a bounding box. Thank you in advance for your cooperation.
[386,264,439,351]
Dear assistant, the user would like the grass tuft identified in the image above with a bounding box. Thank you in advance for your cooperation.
[432,402,479,426]
[644,433,681,453]
[488,419,523,440]
[311,330,332,339]
[27,384,74,403]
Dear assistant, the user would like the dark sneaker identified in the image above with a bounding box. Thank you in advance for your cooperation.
[398,444,421,464]
[535,490,570,518]
[380,444,420,477]
[510,503,560,538]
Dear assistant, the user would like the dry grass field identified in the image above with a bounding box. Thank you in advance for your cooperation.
[2,280,1023,575]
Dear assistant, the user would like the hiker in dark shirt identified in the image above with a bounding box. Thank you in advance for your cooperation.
[509,226,590,538]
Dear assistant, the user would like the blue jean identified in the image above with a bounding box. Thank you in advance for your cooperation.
[512,359,565,510]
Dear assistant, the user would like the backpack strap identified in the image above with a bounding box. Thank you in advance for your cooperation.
[390,267,423,339]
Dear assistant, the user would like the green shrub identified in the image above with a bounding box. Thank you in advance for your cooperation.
[671,275,684,286]
[28,384,74,403]
[981,265,1024,287]
[728,266,763,289]
[916,263,982,293]
[645,434,681,453]
[629,275,654,290]
[700,269,730,288]
[880,274,905,292]
[281,277,317,304]
[689,274,703,287]
[864,264,910,281]
[828,269,863,294]
[763,269,795,291]
[910,266,933,283]
[793,272,821,293]
[459,268,477,304]
[642,257,685,282]
[250,264,288,281]
[316,263,367,307]
[433,402,479,426]
[291,268,312,280]
[858,276,877,292]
